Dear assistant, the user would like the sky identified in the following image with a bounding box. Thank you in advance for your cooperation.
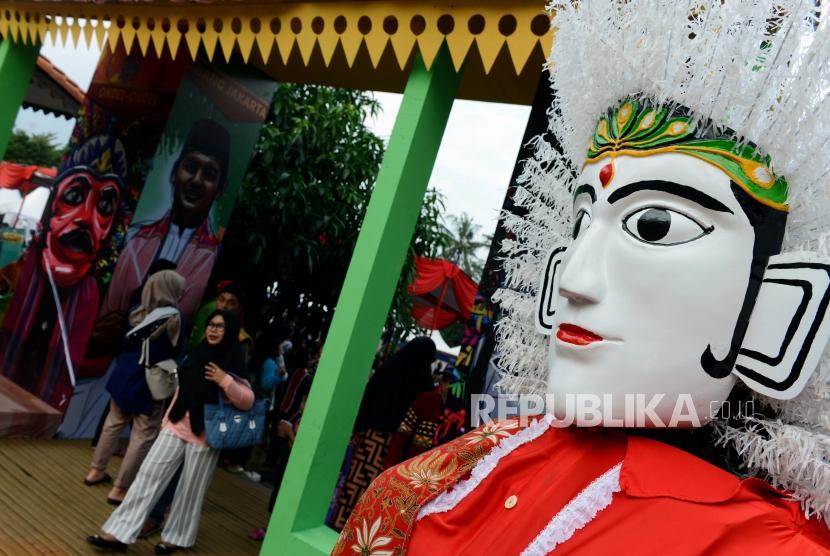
[13,37,532,244]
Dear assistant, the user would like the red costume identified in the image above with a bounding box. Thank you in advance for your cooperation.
[333,418,830,555]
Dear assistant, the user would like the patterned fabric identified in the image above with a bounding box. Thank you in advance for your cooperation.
[330,429,394,531]
[331,418,531,555]
[397,389,444,453]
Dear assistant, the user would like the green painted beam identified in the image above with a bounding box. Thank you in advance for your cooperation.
[0,39,40,159]
[262,46,461,556]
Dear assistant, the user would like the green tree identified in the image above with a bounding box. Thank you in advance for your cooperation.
[4,130,63,167]
[218,84,450,339]
[442,212,489,281]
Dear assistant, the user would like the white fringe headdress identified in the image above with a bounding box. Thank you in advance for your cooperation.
[494,0,830,520]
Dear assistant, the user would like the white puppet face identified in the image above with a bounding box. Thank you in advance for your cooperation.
[545,153,756,426]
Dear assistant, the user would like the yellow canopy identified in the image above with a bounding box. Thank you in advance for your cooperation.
[0,1,553,104]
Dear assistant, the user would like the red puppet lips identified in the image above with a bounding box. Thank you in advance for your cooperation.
[556,323,604,346]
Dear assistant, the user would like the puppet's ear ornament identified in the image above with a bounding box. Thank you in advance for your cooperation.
[535,246,567,336]
[734,251,830,400]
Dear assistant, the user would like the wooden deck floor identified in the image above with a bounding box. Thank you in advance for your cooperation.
[0,439,271,555]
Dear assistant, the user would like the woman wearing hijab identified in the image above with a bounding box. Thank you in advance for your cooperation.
[84,270,186,505]
[87,309,254,554]
[328,337,436,530]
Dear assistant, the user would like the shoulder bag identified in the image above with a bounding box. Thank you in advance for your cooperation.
[204,388,268,450]
[141,338,178,401]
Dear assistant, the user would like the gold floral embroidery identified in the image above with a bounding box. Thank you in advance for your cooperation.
[334,418,528,556]
[397,451,459,491]
[393,492,419,524]
[464,419,519,445]
[457,444,487,473]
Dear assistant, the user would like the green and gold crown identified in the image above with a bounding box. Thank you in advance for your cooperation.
[587,98,788,212]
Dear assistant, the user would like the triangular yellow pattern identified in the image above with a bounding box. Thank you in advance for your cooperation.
[27,20,38,45]
[135,24,152,56]
[36,18,48,44]
[445,25,474,72]
[506,14,539,74]
[94,20,106,50]
[218,27,237,62]
[69,19,82,48]
[316,17,340,67]
[166,24,183,59]
[295,20,317,65]
[361,16,387,68]
[337,20,363,68]
[275,26,295,66]
[475,26,505,74]
[416,25,444,70]
[56,18,69,47]
[0,1,552,85]
[184,26,202,61]
[201,28,218,60]
[389,31,415,71]
[122,22,139,55]
[82,19,94,49]
[9,14,22,44]
[236,19,256,64]
[18,17,30,44]
[107,24,121,54]
[16,17,28,44]
[47,18,58,46]
[150,23,167,57]
[254,32,275,64]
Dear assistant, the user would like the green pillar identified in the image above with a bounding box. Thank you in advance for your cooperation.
[262,46,461,556]
[0,39,40,159]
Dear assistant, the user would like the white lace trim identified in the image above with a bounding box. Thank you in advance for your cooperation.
[416,416,551,520]
[520,462,623,556]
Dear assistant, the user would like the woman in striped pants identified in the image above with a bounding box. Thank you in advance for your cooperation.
[87,310,253,554]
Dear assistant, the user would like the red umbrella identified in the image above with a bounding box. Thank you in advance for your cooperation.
[0,162,56,227]
[0,162,56,195]
[409,257,478,330]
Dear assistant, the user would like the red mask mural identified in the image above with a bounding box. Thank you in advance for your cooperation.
[42,167,122,287]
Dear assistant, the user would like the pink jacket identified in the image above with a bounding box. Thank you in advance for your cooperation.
[162,374,254,447]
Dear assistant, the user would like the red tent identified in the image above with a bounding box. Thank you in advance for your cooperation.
[409,256,478,330]
[0,162,56,195]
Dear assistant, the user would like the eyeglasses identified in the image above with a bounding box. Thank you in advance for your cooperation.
[206,322,226,331]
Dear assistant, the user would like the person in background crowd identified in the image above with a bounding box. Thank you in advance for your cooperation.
[84,270,186,506]
[222,335,292,479]
[258,339,291,398]
[248,348,313,542]
[189,280,253,358]
[138,295,263,537]
[327,337,436,530]
[89,258,180,448]
[384,370,454,466]
[87,310,253,554]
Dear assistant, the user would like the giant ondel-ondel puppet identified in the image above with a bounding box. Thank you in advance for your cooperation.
[333,1,830,554]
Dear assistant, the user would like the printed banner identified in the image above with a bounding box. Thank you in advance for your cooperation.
[0,45,186,417]
[59,62,276,437]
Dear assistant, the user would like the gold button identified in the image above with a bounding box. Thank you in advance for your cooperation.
[504,495,518,509]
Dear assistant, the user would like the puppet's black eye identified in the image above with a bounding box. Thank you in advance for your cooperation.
[623,207,710,245]
[61,184,86,206]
